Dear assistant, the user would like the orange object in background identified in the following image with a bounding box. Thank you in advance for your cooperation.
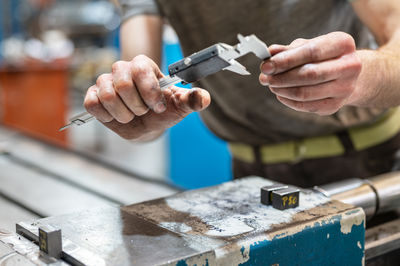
[0,64,69,147]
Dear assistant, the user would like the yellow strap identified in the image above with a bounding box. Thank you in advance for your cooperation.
[350,107,400,150]
[229,143,255,163]
[229,107,400,164]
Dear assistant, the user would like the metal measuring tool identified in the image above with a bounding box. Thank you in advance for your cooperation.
[59,34,270,131]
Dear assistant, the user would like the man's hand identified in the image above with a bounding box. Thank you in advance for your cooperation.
[259,32,362,115]
[84,55,210,140]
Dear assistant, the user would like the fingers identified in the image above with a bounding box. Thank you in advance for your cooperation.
[112,60,149,116]
[96,73,135,123]
[84,85,113,123]
[276,96,344,116]
[269,80,351,102]
[84,55,167,124]
[171,87,211,114]
[261,32,356,75]
[260,53,361,88]
[261,38,309,74]
[130,55,166,114]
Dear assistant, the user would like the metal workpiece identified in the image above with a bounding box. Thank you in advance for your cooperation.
[271,187,300,210]
[260,184,288,205]
[330,183,377,218]
[14,177,365,266]
[314,178,366,197]
[0,228,69,266]
[60,34,270,131]
[39,225,63,259]
[368,172,400,214]
[314,171,400,219]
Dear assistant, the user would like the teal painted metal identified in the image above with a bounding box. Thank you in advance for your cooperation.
[239,217,364,266]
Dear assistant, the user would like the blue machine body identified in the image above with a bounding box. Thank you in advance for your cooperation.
[163,41,232,189]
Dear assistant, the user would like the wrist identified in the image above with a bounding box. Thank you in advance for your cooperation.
[130,129,165,142]
[346,49,385,107]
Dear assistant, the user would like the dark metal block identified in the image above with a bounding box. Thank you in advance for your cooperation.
[260,185,288,205]
[38,225,62,259]
[271,187,300,210]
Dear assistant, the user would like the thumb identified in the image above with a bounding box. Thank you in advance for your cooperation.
[170,87,211,114]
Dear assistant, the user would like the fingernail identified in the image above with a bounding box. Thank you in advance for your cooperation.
[261,61,275,75]
[259,74,269,86]
[154,101,166,113]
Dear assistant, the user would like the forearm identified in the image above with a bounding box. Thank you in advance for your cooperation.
[119,15,166,142]
[120,15,163,64]
[349,31,400,108]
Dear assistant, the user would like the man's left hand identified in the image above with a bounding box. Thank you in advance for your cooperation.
[259,32,362,115]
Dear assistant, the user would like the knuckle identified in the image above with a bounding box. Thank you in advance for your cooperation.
[279,54,291,69]
[350,55,362,73]
[293,88,308,101]
[96,73,111,87]
[98,88,116,103]
[306,43,320,61]
[84,99,97,112]
[340,33,356,50]
[114,79,132,93]
[111,60,127,73]
[132,62,151,79]
[341,53,362,75]
[303,64,318,80]
[291,38,307,47]
[132,54,149,63]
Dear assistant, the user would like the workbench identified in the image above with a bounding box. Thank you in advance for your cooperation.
[0,126,399,265]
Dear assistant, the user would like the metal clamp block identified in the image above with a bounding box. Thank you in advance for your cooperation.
[39,225,62,259]
[260,184,289,205]
[271,187,300,210]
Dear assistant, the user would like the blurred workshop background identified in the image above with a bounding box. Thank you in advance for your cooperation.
[0,0,231,231]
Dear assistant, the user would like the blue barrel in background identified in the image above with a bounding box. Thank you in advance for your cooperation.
[162,33,232,189]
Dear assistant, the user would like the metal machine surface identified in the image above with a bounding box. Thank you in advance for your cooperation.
[0,177,367,265]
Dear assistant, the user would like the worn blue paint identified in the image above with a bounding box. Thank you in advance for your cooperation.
[176,258,209,266]
[239,215,364,266]
[163,41,232,189]
[176,260,188,266]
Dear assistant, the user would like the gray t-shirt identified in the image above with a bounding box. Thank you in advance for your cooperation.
[119,0,385,145]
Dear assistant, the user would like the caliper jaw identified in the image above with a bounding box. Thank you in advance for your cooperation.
[168,34,270,84]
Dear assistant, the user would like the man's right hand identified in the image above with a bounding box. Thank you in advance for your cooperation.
[84,55,211,141]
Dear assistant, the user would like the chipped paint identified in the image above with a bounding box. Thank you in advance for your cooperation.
[340,208,365,234]
[160,222,193,233]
